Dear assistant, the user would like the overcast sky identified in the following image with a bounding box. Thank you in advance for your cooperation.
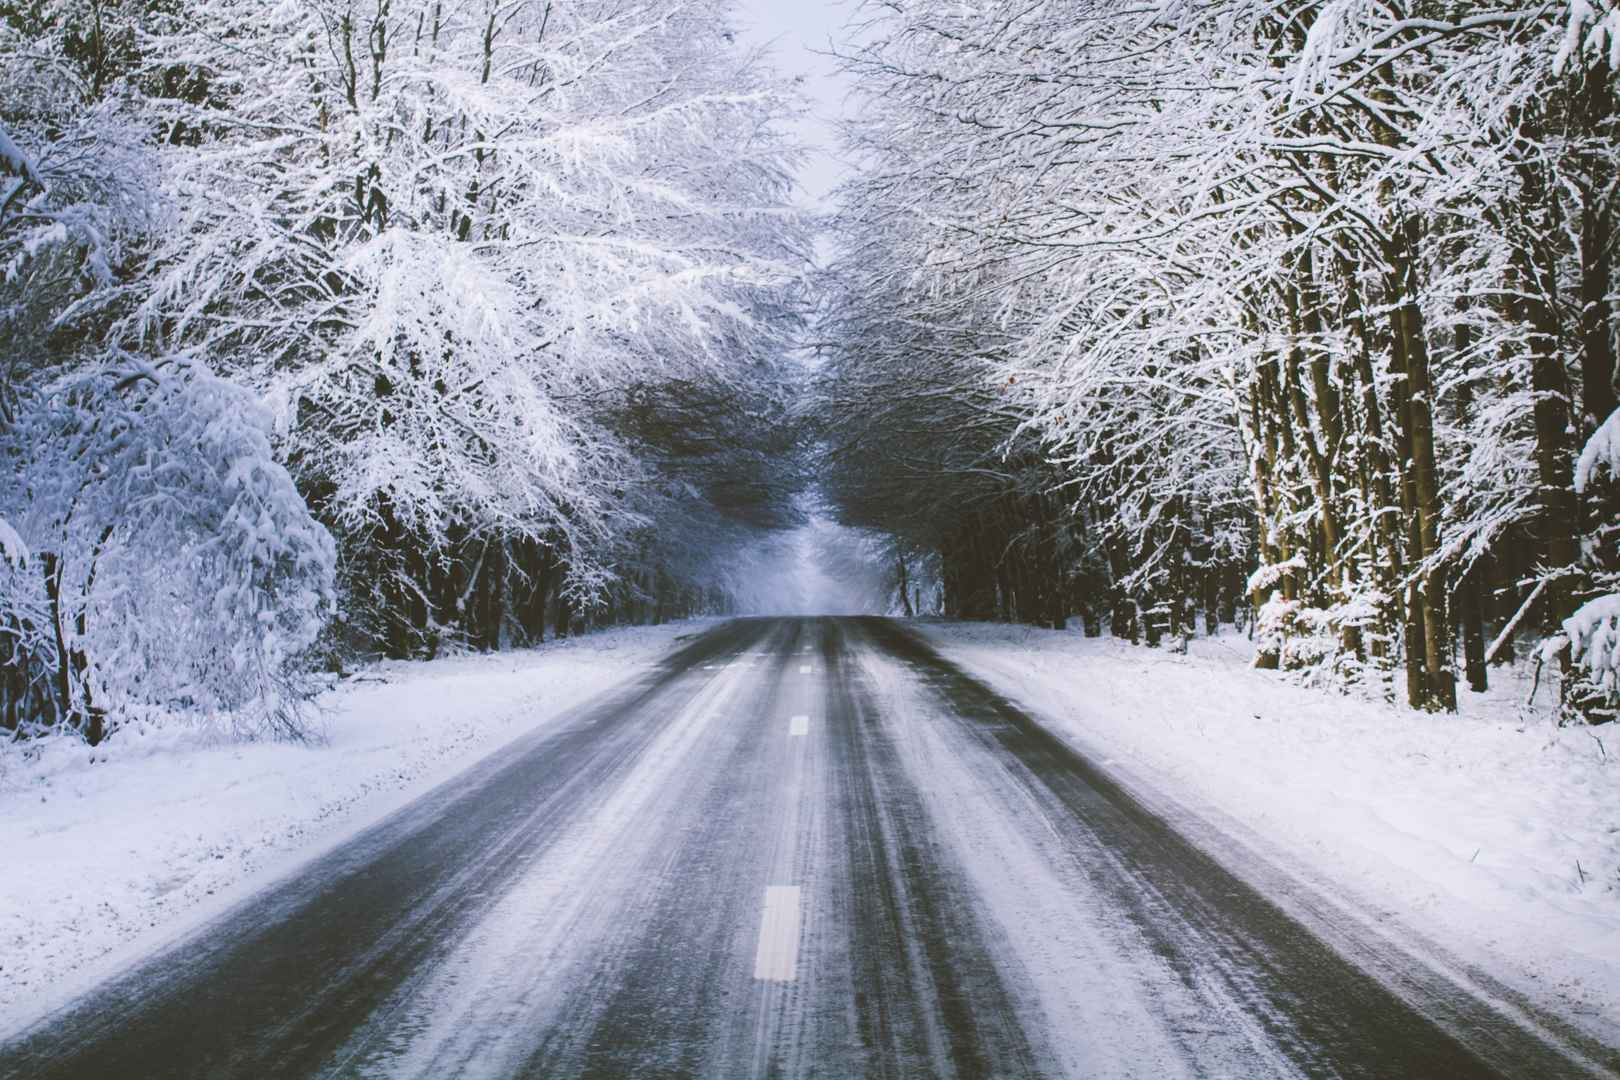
[732,0,855,208]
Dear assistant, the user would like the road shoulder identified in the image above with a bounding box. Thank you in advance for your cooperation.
[911,619,1620,1061]
[0,620,710,1032]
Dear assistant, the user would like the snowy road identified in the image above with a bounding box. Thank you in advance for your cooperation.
[3,618,1613,1079]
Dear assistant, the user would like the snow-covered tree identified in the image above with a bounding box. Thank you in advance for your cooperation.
[823,0,1620,717]
[2,358,336,741]
[128,0,811,655]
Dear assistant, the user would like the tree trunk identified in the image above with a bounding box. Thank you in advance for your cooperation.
[1578,63,1618,433]
[1389,218,1455,710]
[1517,240,1583,634]
[554,576,572,640]
[484,541,505,651]
[1342,254,1404,668]
[1458,564,1488,694]
[42,553,74,730]
[1453,295,1488,694]
[527,544,551,644]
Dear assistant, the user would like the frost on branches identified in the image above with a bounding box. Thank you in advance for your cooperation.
[1576,406,1620,497]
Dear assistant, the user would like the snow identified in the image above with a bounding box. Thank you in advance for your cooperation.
[0,620,707,1033]
[1566,594,1620,693]
[1576,405,1620,494]
[916,621,1620,1046]
[0,516,26,568]
[851,647,1265,1077]
[1558,0,1620,74]
[0,124,40,187]
[324,637,777,1074]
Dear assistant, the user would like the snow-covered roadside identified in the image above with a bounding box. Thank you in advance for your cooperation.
[0,621,707,1025]
[917,620,1620,1046]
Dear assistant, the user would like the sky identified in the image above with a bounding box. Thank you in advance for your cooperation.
[727,0,884,614]
[732,0,856,208]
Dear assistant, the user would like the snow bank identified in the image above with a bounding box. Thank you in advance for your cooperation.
[918,621,1620,1043]
[0,621,705,1028]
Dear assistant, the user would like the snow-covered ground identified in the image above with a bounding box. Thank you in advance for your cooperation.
[7,614,1617,1059]
[0,621,707,1024]
[919,620,1620,1047]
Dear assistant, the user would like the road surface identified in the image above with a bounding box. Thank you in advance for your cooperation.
[3,617,1615,1078]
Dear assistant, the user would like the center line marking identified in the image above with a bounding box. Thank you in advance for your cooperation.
[789,715,809,736]
[799,664,812,674]
[752,885,802,982]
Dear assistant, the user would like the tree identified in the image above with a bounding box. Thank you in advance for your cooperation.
[2,0,814,742]
[823,0,1620,718]
[128,0,811,655]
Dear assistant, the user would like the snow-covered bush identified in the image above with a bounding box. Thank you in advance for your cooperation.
[1563,596,1620,722]
[1,358,336,742]
[1576,406,1620,498]
[1564,407,1620,722]
[1565,595,1620,689]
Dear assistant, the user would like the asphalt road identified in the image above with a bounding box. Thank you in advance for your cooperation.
[3,617,1615,1078]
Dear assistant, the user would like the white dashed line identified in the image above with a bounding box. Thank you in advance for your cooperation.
[799,664,812,675]
[752,886,802,982]
[789,715,809,737]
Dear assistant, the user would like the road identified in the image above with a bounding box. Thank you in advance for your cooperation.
[3,617,1614,1079]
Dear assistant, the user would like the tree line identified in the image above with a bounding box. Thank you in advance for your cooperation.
[817,0,1620,718]
[1,0,812,743]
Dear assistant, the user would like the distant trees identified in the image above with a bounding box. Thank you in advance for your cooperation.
[814,253,1080,630]
[1,0,810,743]
[820,1,1620,716]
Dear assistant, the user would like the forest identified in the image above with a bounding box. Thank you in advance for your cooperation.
[816,0,1620,720]
[6,0,1620,748]
[1,0,814,742]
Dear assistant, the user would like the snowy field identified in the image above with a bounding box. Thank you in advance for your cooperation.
[0,621,708,1024]
[919,621,1620,1048]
